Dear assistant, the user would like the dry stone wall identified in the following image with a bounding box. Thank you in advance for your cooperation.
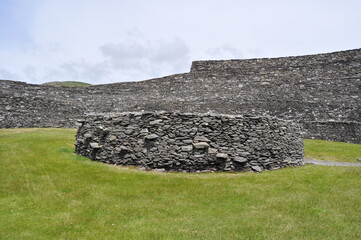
[1,48,360,143]
[303,121,361,143]
[75,112,304,172]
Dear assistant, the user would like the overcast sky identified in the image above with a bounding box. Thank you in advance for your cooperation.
[0,0,360,84]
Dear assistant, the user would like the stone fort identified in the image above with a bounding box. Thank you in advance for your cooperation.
[75,112,304,172]
[1,48,360,144]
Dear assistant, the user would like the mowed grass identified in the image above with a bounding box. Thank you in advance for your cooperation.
[304,139,361,162]
[0,129,360,240]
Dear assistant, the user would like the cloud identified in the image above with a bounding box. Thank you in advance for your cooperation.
[100,42,149,70]
[1,1,361,84]
[151,38,190,64]
[30,34,191,84]
[0,69,20,80]
[43,60,110,83]
[206,44,243,59]
[100,36,191,78]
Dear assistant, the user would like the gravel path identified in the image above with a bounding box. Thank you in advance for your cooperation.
[305,159,361,167]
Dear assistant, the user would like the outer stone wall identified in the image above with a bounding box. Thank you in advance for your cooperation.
[303,121,361,143]
[75,112,304,172]
[1,48,360,143]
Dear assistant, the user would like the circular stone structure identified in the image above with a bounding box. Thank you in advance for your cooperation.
[75,112,304,172]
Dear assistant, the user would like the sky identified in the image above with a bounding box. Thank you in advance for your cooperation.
[0,0,360,84]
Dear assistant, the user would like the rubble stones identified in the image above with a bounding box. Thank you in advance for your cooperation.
[75,112,304,172]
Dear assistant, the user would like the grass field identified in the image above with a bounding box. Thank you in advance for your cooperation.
[0,129,360,240]
[42,81,92,87]
[304,139,361,162]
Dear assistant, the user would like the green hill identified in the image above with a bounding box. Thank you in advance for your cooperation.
[0,128,360,239]
[42,81,92,87]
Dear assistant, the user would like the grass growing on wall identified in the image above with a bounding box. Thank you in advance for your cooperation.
[42,81,92,87]
[304,139,361,162]
[0,129,360,240]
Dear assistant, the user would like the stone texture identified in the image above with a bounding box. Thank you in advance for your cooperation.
[303,121,361,144]
[75,112,304,172]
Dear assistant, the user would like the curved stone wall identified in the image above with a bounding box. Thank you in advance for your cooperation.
[75,112,304,172]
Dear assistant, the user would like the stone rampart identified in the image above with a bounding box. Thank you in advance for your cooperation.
[1,48,360,143]
[75,112,304,172]
[191,48,361,75]
[303,121,361,143]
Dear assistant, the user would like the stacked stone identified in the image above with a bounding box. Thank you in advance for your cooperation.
[303,121,361,143]
[75,112,304,172]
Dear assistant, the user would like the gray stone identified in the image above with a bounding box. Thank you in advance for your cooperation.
[145,134,158,140]
[202,117,212,123]
[193,142,210,149]
[119,146,129,151]
[140,128,149,133]
[150,120,163,125]
[233,157,247,163]
[124,130,133,135]
[216,153,228,159]
[84,133,92,139]
[193,136,211,142]
[181,145,193,152]
[90,142,100,149]
[239,151,250,156]
[108,135,117,141]
[208,148,218,154]
[251,166,262,172]
[153,168,166,172]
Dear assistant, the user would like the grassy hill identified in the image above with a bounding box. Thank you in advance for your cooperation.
[0,129,360,239]
[42,81,92,87]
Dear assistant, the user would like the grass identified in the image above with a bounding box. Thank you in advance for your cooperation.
[304,139,361,162]
[42,81,92,87]
[0,129,360,240]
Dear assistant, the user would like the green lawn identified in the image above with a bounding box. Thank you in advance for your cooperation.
[304,139,361,162]
[0,129,360,240]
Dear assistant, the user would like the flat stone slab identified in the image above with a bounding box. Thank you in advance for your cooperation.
[305,159,361,167]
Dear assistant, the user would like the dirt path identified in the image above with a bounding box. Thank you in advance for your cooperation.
[305,159,361,167]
